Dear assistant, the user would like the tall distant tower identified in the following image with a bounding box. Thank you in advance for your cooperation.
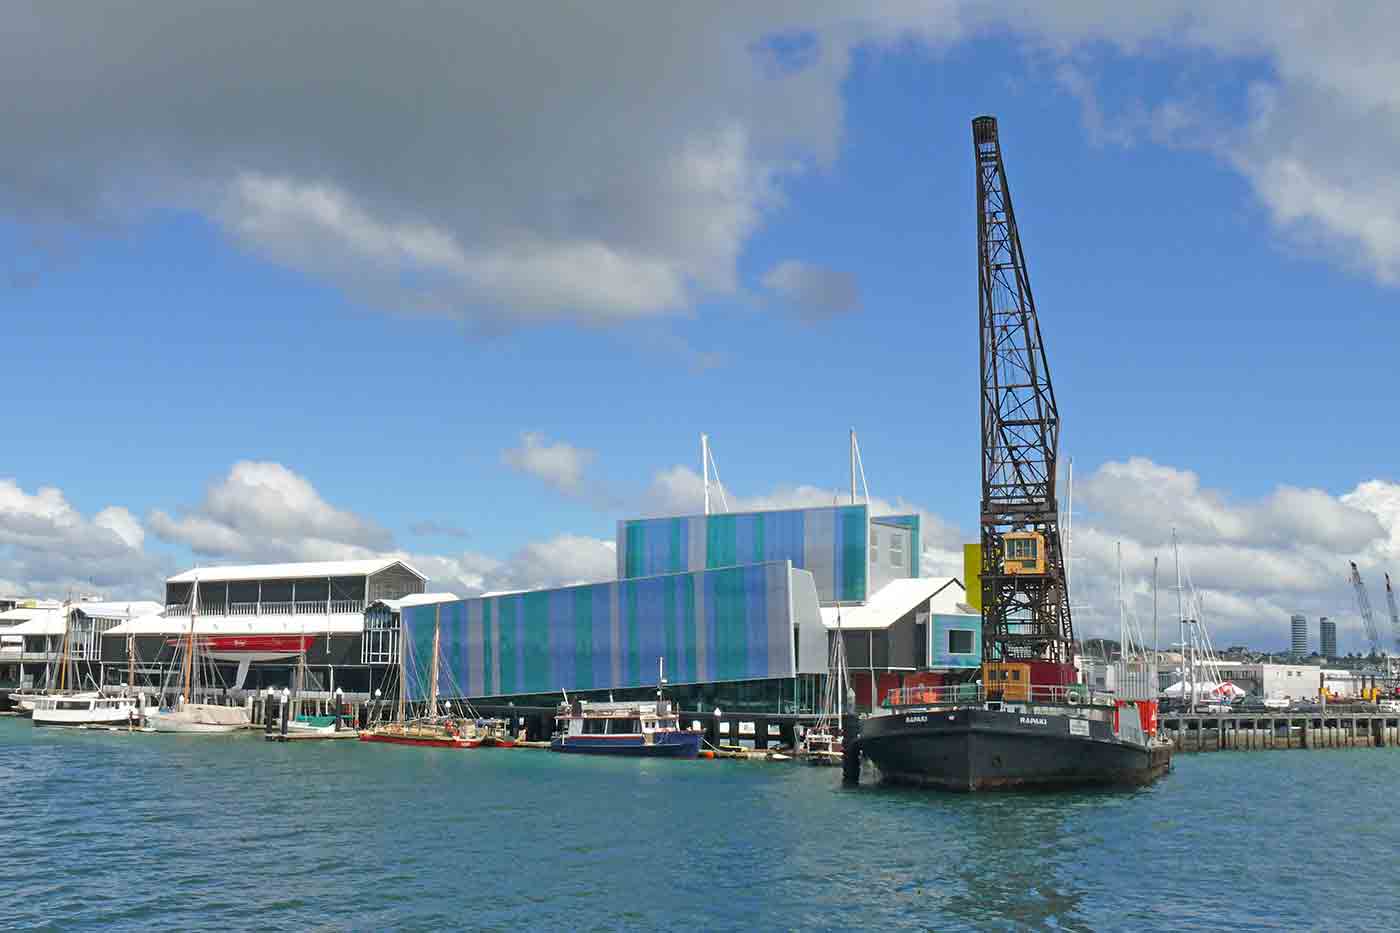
[1320,617,1337,659]
[1290,613,1308,657]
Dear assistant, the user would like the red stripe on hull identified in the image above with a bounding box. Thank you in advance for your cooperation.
[164,635,315,654]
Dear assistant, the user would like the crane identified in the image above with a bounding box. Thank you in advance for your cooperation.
[1386,573,1400,657]
[1350,561,1382,657]
[974,115,1074,676]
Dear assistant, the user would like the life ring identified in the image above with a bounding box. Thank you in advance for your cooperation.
[1066,690,1082,705]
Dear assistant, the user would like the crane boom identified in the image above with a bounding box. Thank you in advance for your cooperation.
[1386,573,1400,656]
[1350,561,1382,656]
[974,115,1074,671]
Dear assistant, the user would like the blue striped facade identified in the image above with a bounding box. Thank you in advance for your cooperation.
[617,505,869,603]
[403,561,803,700]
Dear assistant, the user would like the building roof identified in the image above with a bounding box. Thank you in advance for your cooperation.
[106,612,366,636]
[166,559,424,584]
[369,593,460,612]
[4,611,66,636]
[72,601,164,620]
[820,577,968,630]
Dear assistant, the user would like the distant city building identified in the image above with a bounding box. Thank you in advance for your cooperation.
[1290,613,1308,657]
[1320,617,1337,658]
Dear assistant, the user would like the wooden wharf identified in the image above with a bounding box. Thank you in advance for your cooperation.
[1162,707,1400,752]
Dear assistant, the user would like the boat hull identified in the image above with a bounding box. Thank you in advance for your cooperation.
[147,716,242,734]
[550,733,701,758]
[858,706,1171,791]
[32,708,148,728]
[358,731,475,748]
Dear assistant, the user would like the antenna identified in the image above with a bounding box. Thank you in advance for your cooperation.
[848,429,871,505]
[700,434,729,513]
[702,433,710,515]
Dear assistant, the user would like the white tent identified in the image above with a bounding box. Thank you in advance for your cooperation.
[1162,679,1242,699]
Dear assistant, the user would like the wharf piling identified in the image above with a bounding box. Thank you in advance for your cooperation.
[1161,708,1400,753]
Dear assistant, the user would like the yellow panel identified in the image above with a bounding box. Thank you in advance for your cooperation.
[963,543,982,610]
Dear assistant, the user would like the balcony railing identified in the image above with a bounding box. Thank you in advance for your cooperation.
[163,599,366,617]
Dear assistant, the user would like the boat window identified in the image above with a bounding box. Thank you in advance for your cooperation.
[583,718,608,735]
[869,528,878,562]
[608,718,640,734]
[948,630,974,655]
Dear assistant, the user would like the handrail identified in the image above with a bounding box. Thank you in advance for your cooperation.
[885,683,1122,708]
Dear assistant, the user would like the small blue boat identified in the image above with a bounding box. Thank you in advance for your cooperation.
[550,698,701,758]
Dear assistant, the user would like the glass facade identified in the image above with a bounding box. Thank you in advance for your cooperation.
[402,561,809,701]
[617,505,870,603]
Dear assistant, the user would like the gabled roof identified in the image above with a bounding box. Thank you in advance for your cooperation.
[820,577,968,630]
[167,559,424,584]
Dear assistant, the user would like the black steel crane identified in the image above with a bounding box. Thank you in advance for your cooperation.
[974,116,1075,672]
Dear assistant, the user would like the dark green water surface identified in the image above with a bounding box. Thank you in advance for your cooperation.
[4,719,1395,931]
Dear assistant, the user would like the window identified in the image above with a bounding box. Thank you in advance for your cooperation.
[870,529,879,562]
[1007,537,1039,561]
[608,718,640,734]
[583,718,608,735]
[948,630,974,655]
[890,533,904,568]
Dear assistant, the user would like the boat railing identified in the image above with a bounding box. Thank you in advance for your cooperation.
[259,601,296,615]
[885,683,1120,708]
[227,602,259,616]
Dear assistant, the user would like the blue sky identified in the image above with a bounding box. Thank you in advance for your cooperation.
[4,5,1399,649]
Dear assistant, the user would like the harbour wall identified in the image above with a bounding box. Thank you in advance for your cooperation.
[1162,709,1400,752]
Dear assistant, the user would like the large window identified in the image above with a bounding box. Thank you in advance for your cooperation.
[948,629,975,655]
[870,528,879,563]
[890,533,904,568]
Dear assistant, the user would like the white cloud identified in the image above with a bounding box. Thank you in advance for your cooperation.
[502,433,597,495]
[1069,457,1400,651]
[761,259,861,322]
[2,5,951,327]
[0,479,163,598]
[149,460,391,562]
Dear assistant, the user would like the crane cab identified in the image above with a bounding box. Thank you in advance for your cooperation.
[1002,531,1045,575]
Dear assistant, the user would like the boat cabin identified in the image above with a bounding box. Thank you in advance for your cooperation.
[554,699,682,738]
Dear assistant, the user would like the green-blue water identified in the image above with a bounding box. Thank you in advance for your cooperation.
[5,718,1396,931]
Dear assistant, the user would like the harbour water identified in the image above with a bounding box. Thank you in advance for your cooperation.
[5,718,1396,931]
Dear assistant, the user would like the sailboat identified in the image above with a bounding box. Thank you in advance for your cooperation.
[800,600,850,765]
[146,575,251,734]
[360,602,481,748]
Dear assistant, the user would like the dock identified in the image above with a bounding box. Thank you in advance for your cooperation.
[1161,708,1400,752]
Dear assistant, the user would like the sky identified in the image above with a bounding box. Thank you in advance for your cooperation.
[4,3,1400,653]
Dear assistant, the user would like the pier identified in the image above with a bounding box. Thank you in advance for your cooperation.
[1161,708,1400,752]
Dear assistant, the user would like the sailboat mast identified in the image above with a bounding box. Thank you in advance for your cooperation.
[1173,530,1188,712]
[1152,555,1159,698]
[183,578,198,704]
[395,611,407,724]
[56,601,70,692]
[428,604,442,720]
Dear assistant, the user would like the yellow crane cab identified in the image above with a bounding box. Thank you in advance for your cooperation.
[1002,531,1045,575]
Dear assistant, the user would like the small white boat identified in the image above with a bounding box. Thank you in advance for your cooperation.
[32,693,151,728]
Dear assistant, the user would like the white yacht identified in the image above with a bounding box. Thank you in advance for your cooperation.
[31,693,150,728]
